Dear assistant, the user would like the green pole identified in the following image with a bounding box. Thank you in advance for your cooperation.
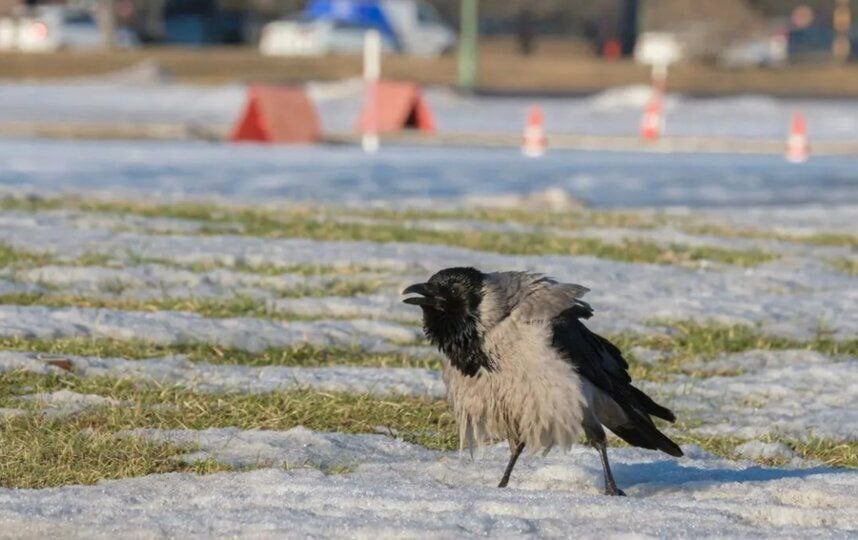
[458,0,478,89]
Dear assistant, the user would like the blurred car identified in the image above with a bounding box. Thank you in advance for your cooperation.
[260,17,397,56]
[788,25,858,62]
[720,29,788,68]
[259,0,455,57]
[0,6,138,52]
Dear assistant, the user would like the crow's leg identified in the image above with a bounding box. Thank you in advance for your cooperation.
[595,440,626,497]
[584,421,626,496]
[498,442,525,488]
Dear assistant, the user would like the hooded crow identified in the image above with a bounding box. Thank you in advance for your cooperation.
[403,267,682,495]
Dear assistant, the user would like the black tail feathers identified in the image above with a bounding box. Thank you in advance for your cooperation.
[629,386,676,423]
[609,385,683,457]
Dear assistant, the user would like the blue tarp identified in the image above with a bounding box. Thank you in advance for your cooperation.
[305,0,400,49]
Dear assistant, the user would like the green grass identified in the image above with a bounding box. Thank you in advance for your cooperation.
[832,258,858,276]
[0,291,393,321]
[1,369,854,489]
[350,207,667,231]
[0,335,440,369]
[0,370,458,452]
[128,253,381,279]
[1,321,853,379]
[612,321,858,381]
[0,242,54,269]
[0,230,385,286]
[0,197,777,267]
[674,223,858,249]
[4,194,855,252]
[666,428,858,469]
[0,413,231,489]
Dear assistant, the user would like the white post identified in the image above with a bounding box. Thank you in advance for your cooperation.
[362,29,381,153]
[652,62,668,91]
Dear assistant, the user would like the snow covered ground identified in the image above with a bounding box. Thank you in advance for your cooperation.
[2,78,858,142]
[0,209,854,339]
[0,429,855,538]
[2,138,858,207]
[0,114,856,535]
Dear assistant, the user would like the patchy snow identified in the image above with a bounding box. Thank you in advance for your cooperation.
[735,440,797,462]
[694,204,858,236]
[12,263,389,303]
[0,428,855,538]
[2,348,854,444]
[651,350,858,442]
[18,389,120,417]
[272,294,420,323]
[0,305,421,351]
[128,426,438,470]
[0,351,444,398]
[0,216,854,339]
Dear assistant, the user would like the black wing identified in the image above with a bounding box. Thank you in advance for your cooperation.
[551,307,683,457]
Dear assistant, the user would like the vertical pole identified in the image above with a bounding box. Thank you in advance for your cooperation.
[833,0,852,63]
[620,0,639,57]
[96,0,116,49]
[362,29,381,153]
[458,0,478,90]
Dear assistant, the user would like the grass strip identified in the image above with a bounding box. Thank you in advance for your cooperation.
[0,322,852,377]
[0,291,403,322]
[0,413,231,489]
[832,258,858,276]
[1,370,854,489]
[613,321,857,381]
[0,335,440,369]
[0,370,457,453]
[0,197,778,267]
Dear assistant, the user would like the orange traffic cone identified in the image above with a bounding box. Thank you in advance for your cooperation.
[522,106,547,157]
[640,89,664,141]
[786,111,809,163]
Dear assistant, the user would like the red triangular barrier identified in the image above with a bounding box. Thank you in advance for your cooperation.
[356,80,435,134]
[230,86,321,144]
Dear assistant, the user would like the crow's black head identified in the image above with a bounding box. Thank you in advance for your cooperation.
[402,267,492,376]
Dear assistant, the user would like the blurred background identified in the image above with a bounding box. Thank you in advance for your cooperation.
[2,0,858,88]
[1,0,858,208]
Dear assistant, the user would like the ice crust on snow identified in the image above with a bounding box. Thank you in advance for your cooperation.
[18,389,120,417]
[660,350,858,441]
[128,426,438,469]
[734,440,797,462]
[0,428,856,538]
[0,351,444,397]
[0,304,421,351]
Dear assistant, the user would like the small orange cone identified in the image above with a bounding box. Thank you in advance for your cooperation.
[786,111,809,163]
[640,89,664,141]
[523,106,547,157]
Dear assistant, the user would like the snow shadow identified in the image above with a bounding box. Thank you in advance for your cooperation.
[614,459,850,494]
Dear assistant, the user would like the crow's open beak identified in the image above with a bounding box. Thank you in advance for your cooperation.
[402,283,443,309]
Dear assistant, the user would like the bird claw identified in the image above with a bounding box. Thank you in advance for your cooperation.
[605,488,627,497]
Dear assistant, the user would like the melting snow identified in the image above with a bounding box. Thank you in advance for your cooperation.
[0,428,855,537]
